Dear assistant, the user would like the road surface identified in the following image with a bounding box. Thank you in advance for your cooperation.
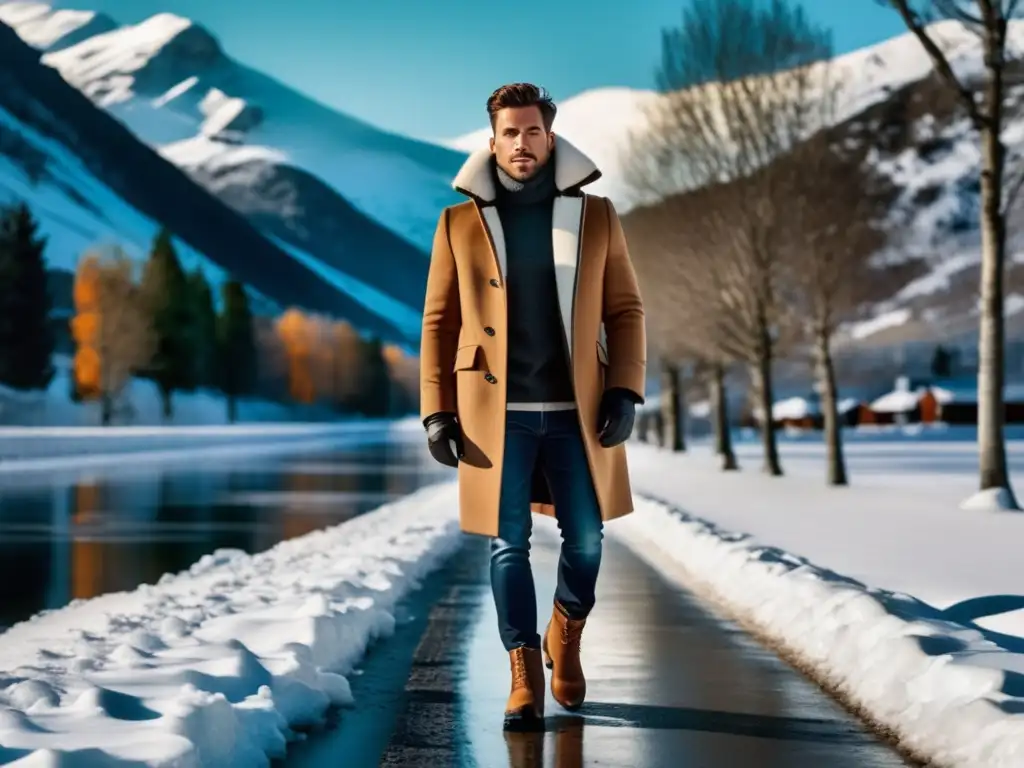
[288,521,910,767]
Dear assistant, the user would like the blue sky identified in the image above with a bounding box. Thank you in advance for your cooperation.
[51,0,908,141]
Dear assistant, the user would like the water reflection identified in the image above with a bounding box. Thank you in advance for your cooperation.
[0,435,450,630]
[503,719,584,767]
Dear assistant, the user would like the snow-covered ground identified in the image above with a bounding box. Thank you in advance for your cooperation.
[615,434,1024,768]
[0,481,460,766]
[0,357,406,469]
[4,424,1024,766]
[0,422,395,474]
[0,359,343,429]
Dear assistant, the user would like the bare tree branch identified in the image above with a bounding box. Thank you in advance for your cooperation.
[623,0,836,475]
[886,0,988,127]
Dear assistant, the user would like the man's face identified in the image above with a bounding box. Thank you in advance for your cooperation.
[489,105,554,181]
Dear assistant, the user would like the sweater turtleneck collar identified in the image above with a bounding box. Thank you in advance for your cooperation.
[493,154,557,205]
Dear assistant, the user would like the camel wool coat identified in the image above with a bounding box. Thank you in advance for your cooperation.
[419,135,647,537]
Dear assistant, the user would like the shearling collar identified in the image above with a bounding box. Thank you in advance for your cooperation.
[452,135,601,203]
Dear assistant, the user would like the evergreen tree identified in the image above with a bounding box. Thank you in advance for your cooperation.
[0,202,54,390]
[187,268,218,389]
[217,280,257,423]
[139,227,194,419]
[930,344,953,379]
[355,336,392,416]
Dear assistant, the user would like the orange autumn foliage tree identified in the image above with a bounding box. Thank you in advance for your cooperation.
[276,308,315,404]
[70,249,155,424]
[275,309,377,408]
[382,342,418,410]
[71,255,102,398]
[331,319,363,405]
[274,306,417,414]
[307,314,336,401]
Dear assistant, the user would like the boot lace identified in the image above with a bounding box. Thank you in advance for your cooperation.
[511,648,530,688]
[560,619,584,653]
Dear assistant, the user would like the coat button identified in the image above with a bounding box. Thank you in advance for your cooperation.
[484,373,496,384]
[484,326,495,336]
[489,278,500,287]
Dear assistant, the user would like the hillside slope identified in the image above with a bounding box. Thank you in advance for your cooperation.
[0,18,411,342]
[449,21,1024,349]
[1,2,466,318]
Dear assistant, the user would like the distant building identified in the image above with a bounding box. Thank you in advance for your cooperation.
[864,375,1024,424]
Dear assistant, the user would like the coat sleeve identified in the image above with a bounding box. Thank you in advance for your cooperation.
[602,197,646,403]
[419,208,462,419]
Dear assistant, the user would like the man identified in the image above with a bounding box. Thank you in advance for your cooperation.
[419,83,646,729]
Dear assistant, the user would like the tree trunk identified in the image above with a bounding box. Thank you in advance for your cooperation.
[101,392,112,426]
[660,362,686,452]
[160,387,173,422]
[752,330,782,476]
[226,394,237,424]
[653,410,666,448]
[815,331,847,486]
[637,411,649,442]
[711,362,738,471]
[976,29,1018,506]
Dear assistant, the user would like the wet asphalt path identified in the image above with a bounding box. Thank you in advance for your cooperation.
[288,519,909,768]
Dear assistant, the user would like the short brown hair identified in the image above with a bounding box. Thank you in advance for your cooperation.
[487,83,556,131]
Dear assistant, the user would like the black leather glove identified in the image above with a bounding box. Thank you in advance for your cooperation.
[423,411,464,467]
[597,388,639,447]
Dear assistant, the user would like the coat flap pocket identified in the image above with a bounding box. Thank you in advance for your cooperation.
[597,340,609,366]
[453,344,481,371]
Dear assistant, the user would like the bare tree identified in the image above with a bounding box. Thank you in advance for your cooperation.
[778,135,890,485]
[659,357,687,452]
[623,189,740,470]
[624,203,690,454]
[624,0,834,476]
[882,0,1023,505]
[707,360,739,470]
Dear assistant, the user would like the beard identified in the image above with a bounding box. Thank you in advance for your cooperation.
[503,153,542,180]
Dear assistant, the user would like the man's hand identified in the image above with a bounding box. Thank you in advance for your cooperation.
[597,388,638,447]
[423,411,464,467]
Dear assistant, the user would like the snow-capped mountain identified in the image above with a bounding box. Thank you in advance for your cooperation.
[450,21,1024,349]
[0,17,413,342]
[446,22,996,213]
[0,1,469,321]
[0,0,115,51]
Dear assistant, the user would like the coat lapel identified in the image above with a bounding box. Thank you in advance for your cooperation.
[479,206,508,279]
[552,195,585,365]
[452,136,602,371]
[473,197,584,366]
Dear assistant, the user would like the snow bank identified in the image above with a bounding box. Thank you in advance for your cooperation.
[614,464,1024,766]
[0,481,461,766]
[0,362,338,428]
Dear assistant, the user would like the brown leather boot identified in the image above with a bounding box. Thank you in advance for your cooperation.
[504,646,545,730]
[542,601,587,710]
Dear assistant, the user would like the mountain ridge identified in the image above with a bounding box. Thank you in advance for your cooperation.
[1,1,470,340]
[2,3,468,249]
[447,20,1024,351]
[0,16,412,342]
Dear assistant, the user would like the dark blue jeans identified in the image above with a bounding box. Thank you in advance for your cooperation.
[491,409,604,651]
